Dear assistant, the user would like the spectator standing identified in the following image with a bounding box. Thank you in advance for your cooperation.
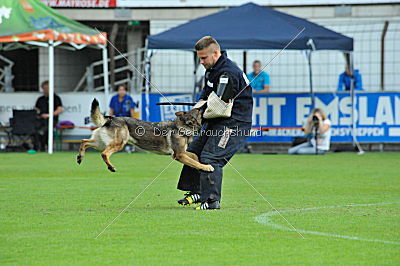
[337,65,363,91]
[34,80,63,151]
[109,84,136,153]
[109,84,136,117]
[247,60,270,93]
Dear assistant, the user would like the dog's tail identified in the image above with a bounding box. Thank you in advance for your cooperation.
[91,99,106,127]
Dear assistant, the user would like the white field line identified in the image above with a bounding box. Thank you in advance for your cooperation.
[255,202,400,245]
[225,158,305,239]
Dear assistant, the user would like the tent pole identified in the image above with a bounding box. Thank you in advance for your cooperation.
[350,52,356,145]
[380,21,389,91]
[102,46,110,113]
[192,52,198,102]
[145,48,152,121]
[343,52,363,152]
[48,40,54,154]
[307,50,315,110]
[109,23,119,92]
[243,51,247,74]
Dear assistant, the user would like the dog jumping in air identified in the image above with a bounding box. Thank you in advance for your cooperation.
[76,99,213,173]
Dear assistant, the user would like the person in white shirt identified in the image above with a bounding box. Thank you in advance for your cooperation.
[288,108,331,155]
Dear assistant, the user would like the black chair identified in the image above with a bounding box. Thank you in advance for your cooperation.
[8,110,38,151]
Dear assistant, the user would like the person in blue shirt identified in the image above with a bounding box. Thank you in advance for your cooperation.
[109,84,136,117]
[337,65,363,91]
[247,60,270,94]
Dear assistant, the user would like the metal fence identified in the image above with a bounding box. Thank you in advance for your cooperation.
[73,48,146,93]
[148,19,400,94]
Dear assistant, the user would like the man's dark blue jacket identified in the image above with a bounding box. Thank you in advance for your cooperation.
[199,51,253,123]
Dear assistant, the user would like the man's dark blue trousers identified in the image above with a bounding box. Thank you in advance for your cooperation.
[177,117,251,203]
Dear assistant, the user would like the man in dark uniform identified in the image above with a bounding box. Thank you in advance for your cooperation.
[34,80,63,151]
[177,36,253,210]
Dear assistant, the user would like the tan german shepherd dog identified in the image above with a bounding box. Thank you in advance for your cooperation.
[76,99,214,173]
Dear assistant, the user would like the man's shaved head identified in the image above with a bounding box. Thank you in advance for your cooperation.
[194,36,220,52]
[195,36,221,69]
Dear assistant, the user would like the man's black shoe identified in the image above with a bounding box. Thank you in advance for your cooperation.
[177,192,201,206]
[194,201,220,210]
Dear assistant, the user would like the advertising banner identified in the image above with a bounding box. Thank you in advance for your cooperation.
[1,92,398,142]
[142,92,400,143]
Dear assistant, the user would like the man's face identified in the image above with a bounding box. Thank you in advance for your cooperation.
[118,86,127,97]
[42,84,49,96]
[197,46,219,69]
[253,62,261,74]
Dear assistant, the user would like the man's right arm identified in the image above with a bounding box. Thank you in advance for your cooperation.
[303,115,313,134]
[35,97,40,111]
[354,72,363,90]
[253,86,269,94]
[109,97,115,115]
[35,97,43,116]
[260,72,270,93]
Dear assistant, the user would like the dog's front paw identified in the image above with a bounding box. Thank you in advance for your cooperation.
[108,166,116,172]
[203,164,214,172]
[77,155,82,164]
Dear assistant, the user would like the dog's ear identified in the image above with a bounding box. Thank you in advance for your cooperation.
[175,111,186,117]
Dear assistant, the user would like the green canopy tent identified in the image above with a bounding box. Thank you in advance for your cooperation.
[0,0,109,154]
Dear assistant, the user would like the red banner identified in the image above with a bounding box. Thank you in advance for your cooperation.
[39,0,116,8]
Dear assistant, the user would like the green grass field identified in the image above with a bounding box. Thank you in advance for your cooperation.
[0,152,399,265]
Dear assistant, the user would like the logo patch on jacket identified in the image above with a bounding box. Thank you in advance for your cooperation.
[218,127,233,149]
[219,77,229,84]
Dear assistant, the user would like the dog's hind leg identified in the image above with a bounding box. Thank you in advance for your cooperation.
[77,139,98,164]
[100,127,129,172]
[101,140,125,172]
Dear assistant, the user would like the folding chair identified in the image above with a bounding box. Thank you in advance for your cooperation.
[8,110,38,151]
